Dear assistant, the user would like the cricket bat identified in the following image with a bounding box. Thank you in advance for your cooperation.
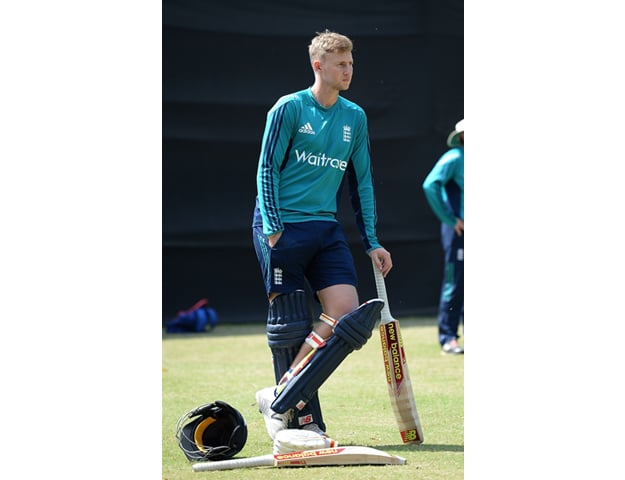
[372,259,424,444]
[192,446,406,471]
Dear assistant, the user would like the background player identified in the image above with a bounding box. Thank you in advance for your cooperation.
[422,119,464,355]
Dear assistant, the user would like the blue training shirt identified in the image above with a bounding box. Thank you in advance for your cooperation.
[422,146,464,226]
[253,88,381,252]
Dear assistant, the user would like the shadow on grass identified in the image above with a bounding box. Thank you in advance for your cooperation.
[377,443,464,453]
[162,324,265,340]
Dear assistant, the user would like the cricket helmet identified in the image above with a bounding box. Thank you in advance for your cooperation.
[176,401,248,461]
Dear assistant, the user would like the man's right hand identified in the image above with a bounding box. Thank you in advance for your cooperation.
[454,219,464,236]
[268,232,282,248]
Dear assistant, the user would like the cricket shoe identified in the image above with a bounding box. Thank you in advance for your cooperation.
[441,340,464,355]
[256,386,293,440]
[302,422,328,437]
[273,428,338,454]
[301,423,338,446]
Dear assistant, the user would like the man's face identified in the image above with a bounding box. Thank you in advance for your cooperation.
[318,51,353,91]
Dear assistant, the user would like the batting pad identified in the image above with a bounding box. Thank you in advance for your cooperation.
[273,429,337,454]
[271,298,384,414]
[265,290,325,432]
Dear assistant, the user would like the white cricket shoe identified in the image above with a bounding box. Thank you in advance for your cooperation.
[256,387,293,440]
[302,423,338,446]
[273,428,338,454]
[301,423,327,436]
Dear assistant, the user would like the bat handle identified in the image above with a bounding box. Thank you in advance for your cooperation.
[192,455,274,471]
[371,259,392,317]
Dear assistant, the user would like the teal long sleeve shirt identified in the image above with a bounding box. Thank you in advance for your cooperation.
[254,88,381,252]
[422,147,464,226]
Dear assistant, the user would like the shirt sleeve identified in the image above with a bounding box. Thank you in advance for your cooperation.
[422,149,460,226]
[256,98,298,236]
[347,111,381,253]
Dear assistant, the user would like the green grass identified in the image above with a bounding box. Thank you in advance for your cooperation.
[162,317,463,479]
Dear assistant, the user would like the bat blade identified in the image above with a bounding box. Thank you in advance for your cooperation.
[373,260,424,444]
[191,446,406,471]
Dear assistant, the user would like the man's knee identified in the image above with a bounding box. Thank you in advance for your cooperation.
[266,290,313,382]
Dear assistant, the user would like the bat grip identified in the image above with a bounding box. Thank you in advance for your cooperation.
[371,259,392,318]
[192,455,274,471]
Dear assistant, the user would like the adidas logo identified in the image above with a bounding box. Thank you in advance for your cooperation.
[298,122,315,135]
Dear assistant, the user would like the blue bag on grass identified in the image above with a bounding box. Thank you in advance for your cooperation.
[166,299,218,333]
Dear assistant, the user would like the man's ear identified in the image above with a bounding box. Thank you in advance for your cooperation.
[313,59,322,72]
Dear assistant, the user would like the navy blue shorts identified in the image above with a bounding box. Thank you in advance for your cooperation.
[252,221,358,296]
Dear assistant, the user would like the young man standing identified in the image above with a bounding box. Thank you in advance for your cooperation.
[252,30,392,443]
[423,119,464,355]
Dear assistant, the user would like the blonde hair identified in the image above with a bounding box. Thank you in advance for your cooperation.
[308,29,353,64]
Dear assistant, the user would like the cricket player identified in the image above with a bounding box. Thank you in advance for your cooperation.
[252,30,392,443]
[422,119,464,355]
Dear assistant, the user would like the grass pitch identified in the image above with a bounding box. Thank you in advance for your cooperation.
[162,317,463,479]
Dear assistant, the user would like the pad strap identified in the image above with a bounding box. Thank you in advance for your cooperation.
[304,331,327,349]
[318,313,337,328]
